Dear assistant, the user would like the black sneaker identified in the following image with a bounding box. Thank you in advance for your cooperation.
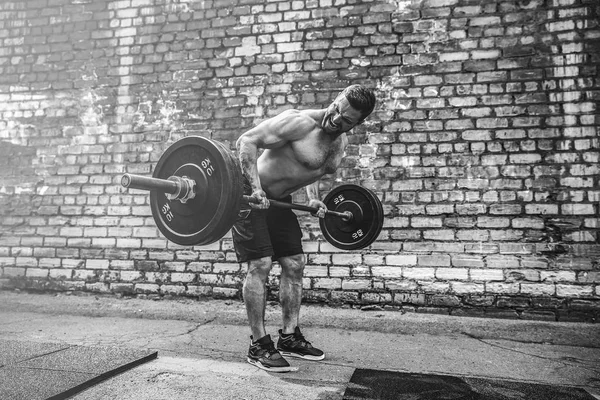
[247,334,296,373]
[277,327,325,361]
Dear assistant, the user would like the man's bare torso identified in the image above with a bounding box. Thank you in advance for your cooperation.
[257,109,347,199]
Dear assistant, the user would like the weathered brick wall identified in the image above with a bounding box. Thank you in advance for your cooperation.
[0,0,598,322]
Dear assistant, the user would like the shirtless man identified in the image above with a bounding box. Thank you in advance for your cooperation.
[233,84,376,372]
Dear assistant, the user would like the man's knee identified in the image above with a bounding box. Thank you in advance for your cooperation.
[280,254,305,278]
[246,257,273,280]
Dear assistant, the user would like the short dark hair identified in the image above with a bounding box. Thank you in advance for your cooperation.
[339,84,376,122]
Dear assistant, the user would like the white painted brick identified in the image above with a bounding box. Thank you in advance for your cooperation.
[2,267,24,276]
[92,238,117,247]
[161,285,186,296]
[49,269,73,279]
[452,255,484,268]
[171,272,196,283]
[342,279,371,290]
[120,271,142,281]
[213,263,240,274]
[313,278,342,289]
[109,260,134,270]
[506,269,540,282]
[486,256,520,269]
[62,259,85,268]
[562,204,595,215]
[187,285,212,297]
[540,271,577,283]
[38,258,62,268]
[74,270,96,280]
[332,254,362,265]
[351,265,371,276]
[451,282,484,294]
[85,259,110,269]
[520,258,548,269]
[26,268,48,278]
[385,280,418,291]
[371,266,402,279]
[470,269,504,281]
[418,254,451,267]
[486,282,521,294]
[16,257,37,267]
[116,239,141,248]
[363,292,392,303]
[329,266,351,277]
[308,254,331,264]
[363,255,384,265]
[520,283,556,296]
[304,265,328,277]
[86,282,111,292]
[419,281,450,293]
[404,267,435,280]
[302,277,311,289]
[556,284,594,297]
[135,283,160,294]
[386,255,417,266]
[436,268,469,280]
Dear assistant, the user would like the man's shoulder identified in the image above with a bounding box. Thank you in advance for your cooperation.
[277,108,319,121]
[271,108,321,130]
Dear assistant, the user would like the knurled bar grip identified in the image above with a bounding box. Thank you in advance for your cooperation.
[121,173,353,221]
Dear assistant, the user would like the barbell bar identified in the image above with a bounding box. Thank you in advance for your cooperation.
[121,173,353,221]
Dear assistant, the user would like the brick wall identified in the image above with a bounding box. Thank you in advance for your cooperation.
[0,0,598,322]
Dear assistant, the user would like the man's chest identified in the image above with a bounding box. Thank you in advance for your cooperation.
[290,134,344,172]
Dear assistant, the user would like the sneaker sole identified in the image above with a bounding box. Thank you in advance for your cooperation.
[278,351,325,361]
[247,357,298,372]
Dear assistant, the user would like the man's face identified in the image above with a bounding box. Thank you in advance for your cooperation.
[322,95,364,135]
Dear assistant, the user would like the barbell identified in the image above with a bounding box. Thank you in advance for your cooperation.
[120,136,384,250]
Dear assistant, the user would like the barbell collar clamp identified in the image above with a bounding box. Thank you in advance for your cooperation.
[122,173,197,204]
[165,176,196,204]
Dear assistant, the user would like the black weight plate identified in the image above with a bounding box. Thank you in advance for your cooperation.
[150,136,237,246]
[319,185,384,250]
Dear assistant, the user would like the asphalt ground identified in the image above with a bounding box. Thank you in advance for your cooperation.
[0,290,598,399]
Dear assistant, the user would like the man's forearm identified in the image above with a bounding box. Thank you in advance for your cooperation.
[237,139,261,191]
[305,182,320,201]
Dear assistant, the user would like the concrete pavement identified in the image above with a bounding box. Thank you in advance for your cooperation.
[0,290,599,399]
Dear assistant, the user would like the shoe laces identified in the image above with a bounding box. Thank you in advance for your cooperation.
[258,340,280,358]
[291,330,312,348]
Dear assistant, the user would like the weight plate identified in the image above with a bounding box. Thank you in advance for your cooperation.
[150,136,239,246]
[205,140,243,244]
[319,184,384,250]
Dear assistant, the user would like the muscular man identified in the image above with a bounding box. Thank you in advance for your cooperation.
[233,84,376,372]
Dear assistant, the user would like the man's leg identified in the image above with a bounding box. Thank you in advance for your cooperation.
[244,256,295,372]
[278,254,305,334]
[243,256,273,340]
[276,253,325,361]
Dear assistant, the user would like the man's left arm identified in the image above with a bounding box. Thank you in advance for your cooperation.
[306,135,349,218]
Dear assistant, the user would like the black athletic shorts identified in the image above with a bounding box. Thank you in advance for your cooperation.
[231,179,303,263]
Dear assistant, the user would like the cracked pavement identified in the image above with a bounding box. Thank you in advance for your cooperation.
[0,291,599,399]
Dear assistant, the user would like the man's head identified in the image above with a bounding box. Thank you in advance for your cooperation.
[339,84,377,122]
[322,84,376,135]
